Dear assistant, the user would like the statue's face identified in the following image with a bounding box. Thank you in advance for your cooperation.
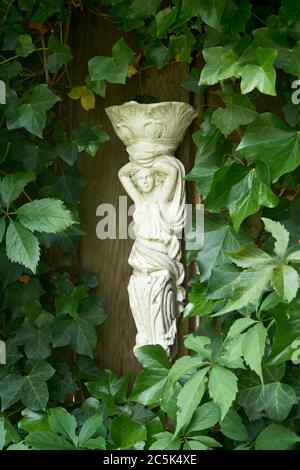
[135,168,155,193]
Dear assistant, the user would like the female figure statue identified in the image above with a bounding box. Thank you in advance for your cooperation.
[106,101,197,356]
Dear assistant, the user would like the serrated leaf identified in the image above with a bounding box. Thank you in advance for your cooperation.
[184,335,212,359]
[109,413,146,450]
[175,367,209,436]
[242,323,267,381]
[16,198,74,234]
[187,402,221,433]
[227,317,257,339]
[262,218,290,257]
[230,243,273,268]
[256,424,300,450]
[271,264,299,302]
[6,221,40,273]
[0,218,5,242]
[0,172,35,207]
[168,356,202,383]
[220,409,249,441]
[208,365,238,419]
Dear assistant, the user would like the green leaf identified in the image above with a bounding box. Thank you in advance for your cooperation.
[271,264,299,302]
[73,123,109,157]
[277,44,300,78]
[18,409,50,434]
[208,365,238,419]
[281,0,300,25]
[175,367,209,436]
[207,263,241,300]
[150,431,181,450]
[83,436,106,450]
[6,221,40,273]
[187,402,221,433]
[227,317,257,339]
[237,113,300,182]
[196,215,244,281]
[239,47,277,96]
[47,35,72,73]
[212,92,257,135]
[109,413,146,450]
[130,368,168,405]
[206,164,279,231]
[6,84,59,137]
[155,6,177,38]
[16,198,74,234]
[220,409,249,441]
[262,218,290,257]
[216,264,274,315]
[168,356,202,383]
[16,34,34,57]
[135,345,170,370]
[196,0,226,30]
[88,38,135,85]
[0,360,54,411]
[16,320,52,359]
[0,172,35,207]
[184,284,217,318]
[199,47,239,86]
[287,250,300,263]
[55,285,88,319]
[49,408,77,445]
[0,418,6,450]
[78,415,104,448]
[184,335,212,359]
[262,382,297,422]
[25,431,75,450]
[267,305,300,365]
[230,243,272,268]
[242,323,267,381]
[255,424,300,450]
[0,218,6,243]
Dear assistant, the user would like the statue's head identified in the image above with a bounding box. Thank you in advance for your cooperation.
[130,166,155,193]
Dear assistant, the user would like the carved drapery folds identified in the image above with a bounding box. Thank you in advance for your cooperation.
[106,101,197,357]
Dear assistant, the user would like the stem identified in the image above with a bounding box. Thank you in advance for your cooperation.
[40,36,50,84]
[266,319,275,331]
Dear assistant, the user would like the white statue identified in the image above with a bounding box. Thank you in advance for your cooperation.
[106,101,197,357]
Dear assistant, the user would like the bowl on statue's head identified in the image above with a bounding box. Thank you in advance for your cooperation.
[105,101,198,162]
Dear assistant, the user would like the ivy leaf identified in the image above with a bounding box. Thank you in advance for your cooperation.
[281,0,300,25]
[155,7,177,38]
[68,86,95,111]
[242,323,267,381]
[109,413,146,450]
[255,424,300,450]
[0,360,54,411]
[262,218,289,257]
[0,172,35,207]
[212,92,258,135]
[199,47,239,86]
[88,38,135,85]
[271,265,299,303]
[220,409,249,441]
[73,123,109,157]
[15,319,52,359]
[207,263,241,300]
[47,35,72,73]
[206,164,279,231]
[15,34,34,57]
[6,221,40,273]
[196,215,244,281]
[239,47,277,96]
[237,113,300,182]
[6,84,59,137]
[267,305,300,365]
[55,285,88,319]
[175,367,209,436]
[135,345,170,370]
[16,198,74,234]
[208,365,238,419]
[196,0,227,30]
[262,382,297,422]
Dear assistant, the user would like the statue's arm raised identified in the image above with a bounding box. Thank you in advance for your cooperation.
[118,162,140,203]
[152,158,178,203]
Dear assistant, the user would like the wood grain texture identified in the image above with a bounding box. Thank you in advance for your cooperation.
[70,12,201,377]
